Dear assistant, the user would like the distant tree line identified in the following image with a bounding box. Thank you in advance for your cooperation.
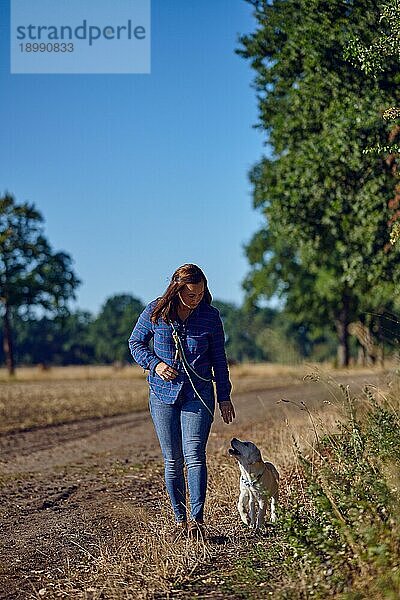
[3,289,399,368]
[0,294,144,367]
[0,293,341,368]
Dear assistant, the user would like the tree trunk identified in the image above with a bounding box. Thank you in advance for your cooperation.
[357,345,366,366]
[3,303,15,376]
[377,343,385,367]
[375,313,385,367]
[335,294,350,368]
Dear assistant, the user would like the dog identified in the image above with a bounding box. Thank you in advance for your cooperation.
[229,438,279,530]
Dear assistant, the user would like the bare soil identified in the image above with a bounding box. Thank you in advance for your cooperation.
[0,371,387,599]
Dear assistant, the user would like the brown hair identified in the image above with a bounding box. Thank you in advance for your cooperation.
[151,264,212,323]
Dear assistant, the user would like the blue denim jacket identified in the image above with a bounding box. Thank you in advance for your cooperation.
[128,299,232,404]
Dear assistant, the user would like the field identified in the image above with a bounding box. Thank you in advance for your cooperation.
[0,363,398,599]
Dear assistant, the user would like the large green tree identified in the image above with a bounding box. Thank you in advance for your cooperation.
[345,0,400,247]
[0,193,80,374]
[239,0,400,366]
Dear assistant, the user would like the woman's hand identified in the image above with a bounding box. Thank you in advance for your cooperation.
[219,400,235,424]
[155,362,178,381]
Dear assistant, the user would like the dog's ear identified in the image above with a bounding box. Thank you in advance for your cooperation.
[248,443,262,462]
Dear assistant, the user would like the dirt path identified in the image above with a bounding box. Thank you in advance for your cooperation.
[0,371,387,598]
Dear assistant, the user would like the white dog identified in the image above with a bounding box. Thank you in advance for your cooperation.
[229,438,279,529]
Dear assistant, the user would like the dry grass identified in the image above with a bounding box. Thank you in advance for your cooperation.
[0,378,149,433]
[0,361,388,383]
[31,453,286,597]
[1,366,393,598]
[45,372,382,600]
[0,365,147,382]
[26,402,339,599]
[0,362,387,434]
[0,363,303,434]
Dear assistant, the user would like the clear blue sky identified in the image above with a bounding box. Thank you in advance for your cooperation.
[0,0,265,315]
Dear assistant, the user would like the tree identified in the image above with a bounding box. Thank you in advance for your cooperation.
[89,294,144,363]
[13,310,95,366]
[0,193,80,374]
[238,0,400,366]
[214,299,277,362]
[345,0,400,246]
[345,1,400,81]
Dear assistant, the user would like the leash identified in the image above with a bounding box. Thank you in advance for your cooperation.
[169,320,214,419]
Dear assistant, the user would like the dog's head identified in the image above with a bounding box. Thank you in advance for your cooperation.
[229,438,262,468]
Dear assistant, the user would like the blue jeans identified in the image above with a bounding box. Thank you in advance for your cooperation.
[149,382,215,523]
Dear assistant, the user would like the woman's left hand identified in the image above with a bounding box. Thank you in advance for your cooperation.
[219,400,235,424]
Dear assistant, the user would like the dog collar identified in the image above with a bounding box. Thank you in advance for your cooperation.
[241,466,266,488]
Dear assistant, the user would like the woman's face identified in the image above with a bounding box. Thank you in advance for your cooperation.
[178,281,205,309]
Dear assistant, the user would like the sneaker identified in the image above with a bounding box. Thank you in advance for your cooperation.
[168,521,187,542]
[187,521,205,541]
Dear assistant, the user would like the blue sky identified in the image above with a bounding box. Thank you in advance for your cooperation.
[0,0,266,315]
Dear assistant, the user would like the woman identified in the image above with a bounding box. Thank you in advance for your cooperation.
[128,264,235,539]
